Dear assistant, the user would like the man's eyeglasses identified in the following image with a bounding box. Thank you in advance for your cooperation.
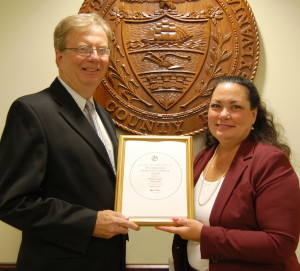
[63,46,110,57]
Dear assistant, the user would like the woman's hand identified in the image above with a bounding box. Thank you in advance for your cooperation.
[156,218,203,242]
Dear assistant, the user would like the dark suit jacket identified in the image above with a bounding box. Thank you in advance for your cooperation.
[173,139,300,271]
[0,78,125,271]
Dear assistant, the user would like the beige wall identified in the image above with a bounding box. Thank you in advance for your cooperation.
[0,0,299,265]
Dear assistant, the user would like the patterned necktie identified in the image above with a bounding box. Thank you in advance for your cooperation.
[84,100,116,173]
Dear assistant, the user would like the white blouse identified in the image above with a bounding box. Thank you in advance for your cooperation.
[187,172,225,271]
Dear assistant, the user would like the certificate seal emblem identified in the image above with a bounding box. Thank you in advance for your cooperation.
[80,0,259,135]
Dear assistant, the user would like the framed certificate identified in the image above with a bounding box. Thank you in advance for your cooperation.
[114,135,194,226]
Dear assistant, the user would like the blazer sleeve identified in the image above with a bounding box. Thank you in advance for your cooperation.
[200,146,300,264]
[0,99,97,254]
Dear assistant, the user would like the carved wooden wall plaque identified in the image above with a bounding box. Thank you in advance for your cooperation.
[79,0,259,135]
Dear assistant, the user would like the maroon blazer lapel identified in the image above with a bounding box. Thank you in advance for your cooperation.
[210,140,256,225]
[194,140,257,226]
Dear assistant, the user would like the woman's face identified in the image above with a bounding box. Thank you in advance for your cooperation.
[208,82,257,147]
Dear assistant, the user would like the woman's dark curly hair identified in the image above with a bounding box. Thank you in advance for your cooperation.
[204,75,291,158]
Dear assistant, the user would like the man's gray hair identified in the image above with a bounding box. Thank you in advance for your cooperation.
[54,13,112,51]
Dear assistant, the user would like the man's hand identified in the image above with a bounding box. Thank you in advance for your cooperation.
[156,218,203,242]
[92,210,140,239]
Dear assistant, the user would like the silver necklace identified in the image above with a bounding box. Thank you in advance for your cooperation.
[197,146,228,206]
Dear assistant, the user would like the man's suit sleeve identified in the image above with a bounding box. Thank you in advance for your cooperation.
[0,99,97,254]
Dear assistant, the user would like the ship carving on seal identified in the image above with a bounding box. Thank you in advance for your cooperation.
[122,13,210,110]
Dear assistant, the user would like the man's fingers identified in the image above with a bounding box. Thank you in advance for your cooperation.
[116,218,140,231]
[99,210,140,231]
[110,211,128,219]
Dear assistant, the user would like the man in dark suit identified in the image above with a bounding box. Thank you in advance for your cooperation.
[0,13,139,271]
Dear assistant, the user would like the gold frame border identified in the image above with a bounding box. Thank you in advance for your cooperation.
[114,135,194,226]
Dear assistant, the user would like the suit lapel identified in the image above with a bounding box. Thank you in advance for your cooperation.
[210,140,255,225]
[49,79,115,173]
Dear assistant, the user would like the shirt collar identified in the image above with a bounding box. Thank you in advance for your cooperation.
[58,76,94,112]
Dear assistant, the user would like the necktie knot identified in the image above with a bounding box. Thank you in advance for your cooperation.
[85,100,94,112]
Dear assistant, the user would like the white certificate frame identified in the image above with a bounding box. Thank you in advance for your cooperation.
[115,135,194,226]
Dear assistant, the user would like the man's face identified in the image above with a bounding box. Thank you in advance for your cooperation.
[56,24,109,98]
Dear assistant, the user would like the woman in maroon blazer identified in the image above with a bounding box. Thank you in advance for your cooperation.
[157,76,300,271]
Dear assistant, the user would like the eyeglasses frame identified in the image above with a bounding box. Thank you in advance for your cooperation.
[63,46,110,57]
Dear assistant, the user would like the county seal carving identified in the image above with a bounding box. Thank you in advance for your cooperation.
[80,0,259,135]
